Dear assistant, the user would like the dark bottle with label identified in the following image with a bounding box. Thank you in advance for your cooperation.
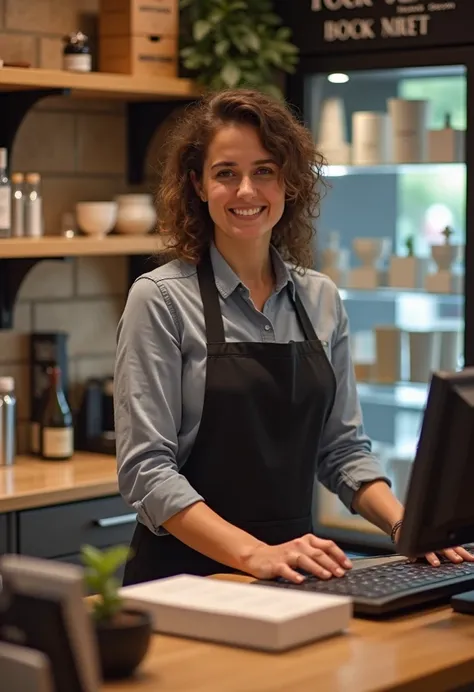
[40,366,74,461]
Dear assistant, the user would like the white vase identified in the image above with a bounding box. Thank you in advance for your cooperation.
[115,194,157,235]
[388,99,430,163]
[352,112,391,166]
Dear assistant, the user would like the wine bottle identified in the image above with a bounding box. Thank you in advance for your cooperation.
[40,365,74,461]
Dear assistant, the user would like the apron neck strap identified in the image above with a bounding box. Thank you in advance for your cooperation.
[197,249,319,343]
[197,250,225,343]
[291,290,318,341]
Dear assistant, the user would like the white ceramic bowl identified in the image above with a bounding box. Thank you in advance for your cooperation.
[76,202,118,237]
[115,194,157,235]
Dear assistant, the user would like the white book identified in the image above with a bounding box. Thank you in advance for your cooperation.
[119,575,352,652]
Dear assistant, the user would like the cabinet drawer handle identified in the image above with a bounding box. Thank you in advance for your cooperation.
[95,513,137,528]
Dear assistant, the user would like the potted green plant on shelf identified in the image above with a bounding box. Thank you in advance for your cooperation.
[81,544,152,680]
[179,0,299,98]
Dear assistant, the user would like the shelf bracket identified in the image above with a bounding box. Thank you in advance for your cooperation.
[0,256,68,330]
[126,98,196,184]
[0,88,69,156]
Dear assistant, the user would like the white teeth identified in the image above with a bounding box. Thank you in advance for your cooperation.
[232,207,263,216]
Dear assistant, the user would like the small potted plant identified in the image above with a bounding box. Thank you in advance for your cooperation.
[81,544,152,680]
[179,0,299,98]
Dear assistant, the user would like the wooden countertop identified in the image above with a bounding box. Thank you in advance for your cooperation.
[102,576,474,692]
[0,453,118,512]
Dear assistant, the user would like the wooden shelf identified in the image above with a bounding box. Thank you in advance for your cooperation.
[0,234,166,258]
[0,66,199,101]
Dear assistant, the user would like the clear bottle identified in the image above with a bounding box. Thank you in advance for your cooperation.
[11,172,25,237]
[40,366,74,461]
[0,148,11,238]
[24,172,44,238]
[0,377,16,466]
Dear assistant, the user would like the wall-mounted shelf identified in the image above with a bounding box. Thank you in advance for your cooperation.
[0,234,166,259]
[0,234,167,329]
[0,68,199,184]
[0,67,199,101]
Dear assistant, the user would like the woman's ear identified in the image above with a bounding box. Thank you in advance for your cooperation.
[190,170,207,202]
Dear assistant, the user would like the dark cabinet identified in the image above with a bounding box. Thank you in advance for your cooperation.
[18,495,137,559]
[0,514,7,554]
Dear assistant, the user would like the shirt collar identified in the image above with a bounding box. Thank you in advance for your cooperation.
[209,241,295,300]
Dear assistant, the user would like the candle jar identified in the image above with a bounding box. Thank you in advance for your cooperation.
[62,32,92,73]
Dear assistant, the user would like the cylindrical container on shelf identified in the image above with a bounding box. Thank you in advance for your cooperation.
[352,112,391,165]
[24,172,44,237]
[438,330,463,372]
[374,326,402,384]
[0,376,16,466]
[388,99,430,163]
[408,331,441,383]
[11,172,25,237]
[318,97,347,147]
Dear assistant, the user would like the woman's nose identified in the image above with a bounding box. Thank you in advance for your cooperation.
[237,176,257,198]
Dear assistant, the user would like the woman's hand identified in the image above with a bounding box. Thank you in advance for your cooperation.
[423,546,474,566]
[394,526,474,566]
[241,534,353,583]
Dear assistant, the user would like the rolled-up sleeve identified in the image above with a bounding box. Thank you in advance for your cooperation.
[114,277,204,533]
[316,291,391,513]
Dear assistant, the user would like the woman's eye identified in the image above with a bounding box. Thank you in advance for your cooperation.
[255,167,274,175]
[216,169,234,178]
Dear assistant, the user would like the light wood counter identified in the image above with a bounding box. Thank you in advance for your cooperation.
[0,453,118,512]
[102,580,474,692]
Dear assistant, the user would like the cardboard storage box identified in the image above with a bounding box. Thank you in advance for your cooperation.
[99,0,178,37]
[99,0,178,76]
[99,34,177,77]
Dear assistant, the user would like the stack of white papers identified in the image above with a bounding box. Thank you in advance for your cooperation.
[120,575,352,651]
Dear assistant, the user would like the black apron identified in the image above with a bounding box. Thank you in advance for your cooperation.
[123,250,337,585]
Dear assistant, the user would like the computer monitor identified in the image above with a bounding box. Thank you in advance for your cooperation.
[397,367,474,558]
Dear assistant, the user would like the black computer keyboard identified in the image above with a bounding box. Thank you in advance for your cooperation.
[255,551,474,617]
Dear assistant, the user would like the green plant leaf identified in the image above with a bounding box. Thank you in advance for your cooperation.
[194,19,212,42]
[80,544,103,570]
[100,545,131,577]
[243,31,260,52]
[215,39,230,57]
[221,63,241,87]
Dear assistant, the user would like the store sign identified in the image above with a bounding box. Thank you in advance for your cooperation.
[274,0,471,55]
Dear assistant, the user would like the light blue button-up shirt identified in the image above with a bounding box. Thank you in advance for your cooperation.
[114,243,390,535]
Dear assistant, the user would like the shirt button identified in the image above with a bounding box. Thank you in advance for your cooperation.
[264,324,271,332]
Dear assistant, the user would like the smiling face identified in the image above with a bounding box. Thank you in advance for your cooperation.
[197,123,285,245]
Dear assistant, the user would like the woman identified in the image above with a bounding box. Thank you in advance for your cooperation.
[115,89,473,586]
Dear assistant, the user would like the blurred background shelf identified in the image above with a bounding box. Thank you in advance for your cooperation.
[357,382,428,410]
[339,287,464,304]
[323,162,466,177]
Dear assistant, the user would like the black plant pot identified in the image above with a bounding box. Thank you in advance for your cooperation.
[94,608,153,680]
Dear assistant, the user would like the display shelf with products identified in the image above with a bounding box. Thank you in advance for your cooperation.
[304,58,470,549]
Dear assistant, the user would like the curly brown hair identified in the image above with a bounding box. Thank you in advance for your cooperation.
[157,89,326,269]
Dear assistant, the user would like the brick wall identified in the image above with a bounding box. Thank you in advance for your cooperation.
[0,0,160,452]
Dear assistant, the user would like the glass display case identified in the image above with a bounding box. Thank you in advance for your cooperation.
[297,55,473,549]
